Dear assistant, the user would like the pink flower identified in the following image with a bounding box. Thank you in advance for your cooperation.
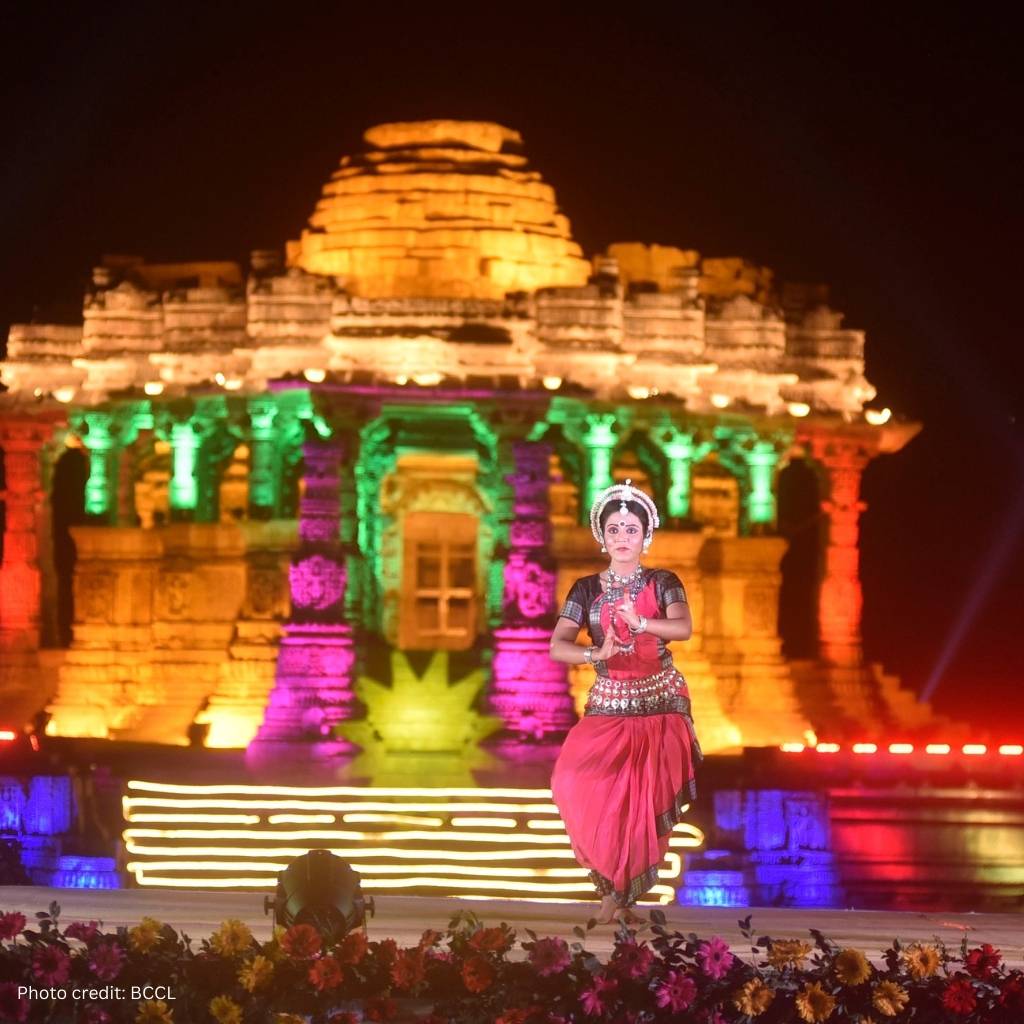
[65,920,101,945]
[0,982,29,1022]
[699,1012,726,1024]
[31,944,71,985]
[612,939,654,979]
[965,943,1002,979]
[529,937,571,977]
[696,935,734,980]
[88,941,125,981]
[580,973,618,1016]
[0,912,27,941]
[655,970,697,1012]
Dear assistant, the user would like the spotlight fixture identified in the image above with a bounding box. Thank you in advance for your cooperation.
[710,393,731,409]
[264,849,374,944]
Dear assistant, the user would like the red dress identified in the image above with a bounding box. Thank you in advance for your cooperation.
[551,569,701,906]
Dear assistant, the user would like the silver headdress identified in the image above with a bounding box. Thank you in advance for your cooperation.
[589,478,660,548]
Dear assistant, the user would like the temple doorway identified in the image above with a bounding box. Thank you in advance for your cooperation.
[777,456,821,658]
[51,446,88,647]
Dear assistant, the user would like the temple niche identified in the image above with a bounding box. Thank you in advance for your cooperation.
[0,119,927,768]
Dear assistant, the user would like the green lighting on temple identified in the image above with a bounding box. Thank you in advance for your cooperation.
[746,440,782,526]
[169,421,199,516]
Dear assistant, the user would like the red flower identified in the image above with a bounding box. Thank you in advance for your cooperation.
[281,923,322,959]
[0,912,27,941]
[364,997,397,1022]
[418,928,443,950]
[943,978,978,1015]
[612,939,654,979]
[965,943,1002,979]
[0,982,29,1022]
[580,973,618,1016]
[462,953,496,993]
[373,937,398,967]
[308,956,344,991]
[337,930,368,964]
[469,926,510,952]
[529,937,571,977]
[65,920,101,945]
[390,949,426,991]
[31,944,71,985]
[1001,976,1024,1010]
[496,1011,529,1024]
[88,942,125,982]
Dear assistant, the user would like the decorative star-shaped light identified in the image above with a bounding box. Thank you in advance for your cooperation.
[337,651,503,784]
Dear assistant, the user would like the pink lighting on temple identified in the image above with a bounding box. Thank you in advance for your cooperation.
[250,434,357,757]
[490,442,575,740]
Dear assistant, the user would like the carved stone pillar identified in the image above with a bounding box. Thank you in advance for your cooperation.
[0,414,62,640]
[743,439,782,529]
[698,536,811,747]
[247,396,278,520]
[794,420,921,735]
[806,433,871,668]
[251,433,357,755]
[491,441,575,739]
[579,413,618,516]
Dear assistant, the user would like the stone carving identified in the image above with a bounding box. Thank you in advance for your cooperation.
[289,555,345,611]
[160,571,193,619]
[77,573,114,623]
[505,557,556,621]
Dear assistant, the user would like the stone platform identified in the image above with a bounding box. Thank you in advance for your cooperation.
[2,887,1021,967]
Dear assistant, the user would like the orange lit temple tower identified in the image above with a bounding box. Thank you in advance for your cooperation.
[0,120,925,764]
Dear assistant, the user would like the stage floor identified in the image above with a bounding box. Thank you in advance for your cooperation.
[2,887,1021,965]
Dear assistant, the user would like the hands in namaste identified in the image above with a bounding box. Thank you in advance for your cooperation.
[615,592,642,632]
[594,629,620,662]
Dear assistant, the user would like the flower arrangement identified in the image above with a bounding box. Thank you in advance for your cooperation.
[1,903,1022,1023]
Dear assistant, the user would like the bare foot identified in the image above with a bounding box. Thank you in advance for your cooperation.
[596,894,618,924]
[613,906,645,927]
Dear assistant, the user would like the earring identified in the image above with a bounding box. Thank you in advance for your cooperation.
[601,545,607,553]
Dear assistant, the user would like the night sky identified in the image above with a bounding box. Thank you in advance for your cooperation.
[2,8,1021,734]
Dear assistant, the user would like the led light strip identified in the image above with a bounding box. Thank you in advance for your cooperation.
[780,742,1023,756]
[124,828,572,845]
[126,814,261,824]
[341,814,445,826]
[124,798,560,814]
[127,782,555,797]
[125,844,581,860]
[122,783,703,896]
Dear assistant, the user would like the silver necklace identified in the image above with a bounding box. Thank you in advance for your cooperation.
[606,565,643,588]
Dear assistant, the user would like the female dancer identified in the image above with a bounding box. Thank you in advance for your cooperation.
[549,480,701,924]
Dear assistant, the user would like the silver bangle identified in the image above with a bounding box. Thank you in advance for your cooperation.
[583,646,594,665]
[631,615,648,634]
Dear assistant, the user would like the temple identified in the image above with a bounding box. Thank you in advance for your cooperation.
[0,119,927,774]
